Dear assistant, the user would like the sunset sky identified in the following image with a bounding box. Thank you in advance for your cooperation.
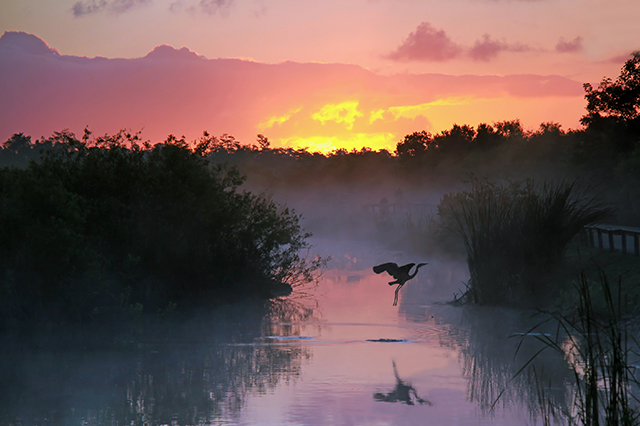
[1,0,639,152]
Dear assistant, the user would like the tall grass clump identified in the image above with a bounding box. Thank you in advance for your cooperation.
[447,178,610,305]
[512,272,640,426]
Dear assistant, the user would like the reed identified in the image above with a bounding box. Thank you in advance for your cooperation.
[511,272,640,425]
[449,178,610,305]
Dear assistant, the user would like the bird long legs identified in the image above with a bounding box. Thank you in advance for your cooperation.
[393,284,403,306]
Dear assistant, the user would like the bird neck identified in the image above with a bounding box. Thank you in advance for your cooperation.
[409,266,422,278]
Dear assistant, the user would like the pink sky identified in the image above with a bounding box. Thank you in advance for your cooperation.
[1,0,638,152]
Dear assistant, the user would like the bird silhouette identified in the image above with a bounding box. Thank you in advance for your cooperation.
[373,262,428,306]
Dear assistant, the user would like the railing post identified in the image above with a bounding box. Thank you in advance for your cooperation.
[621,231,628,254]
[635,233,640,257]
[609,231,615,252]
[597,229,603,249]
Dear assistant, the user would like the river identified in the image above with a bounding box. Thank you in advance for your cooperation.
[1,237,574,426]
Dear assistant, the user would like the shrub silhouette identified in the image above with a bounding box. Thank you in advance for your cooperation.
[0,130,321,324]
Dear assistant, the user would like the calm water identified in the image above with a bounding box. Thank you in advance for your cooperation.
[0,239,573,426]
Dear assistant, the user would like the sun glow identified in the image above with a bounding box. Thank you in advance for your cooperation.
[386,98,472,121]
[281,132,396,154]
[258,107,302,130]
[255,94,584,154]
[311,101,363,130]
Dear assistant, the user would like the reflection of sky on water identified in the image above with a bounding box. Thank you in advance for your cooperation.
[239,241,544,426]
[0,239,571,425]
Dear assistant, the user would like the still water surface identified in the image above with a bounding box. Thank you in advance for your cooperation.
[1,239,572,425]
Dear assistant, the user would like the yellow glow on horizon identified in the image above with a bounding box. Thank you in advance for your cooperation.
[387,97,471,120]
[311,101,363,130]
[279,132,396,154]
[258,95,583,153]
[258,107,302,130]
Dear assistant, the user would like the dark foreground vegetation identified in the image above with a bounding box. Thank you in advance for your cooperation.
[0,131,324,326]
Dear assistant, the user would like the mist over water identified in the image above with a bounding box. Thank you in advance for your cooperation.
[0,186,576,426]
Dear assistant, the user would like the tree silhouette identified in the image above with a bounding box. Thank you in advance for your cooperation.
[395,131,432,158]
[582,51,640,126]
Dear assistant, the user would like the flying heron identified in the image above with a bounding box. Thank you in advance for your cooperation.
[373,262,428,306]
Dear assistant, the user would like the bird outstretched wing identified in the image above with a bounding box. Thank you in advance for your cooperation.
[373,262,420,280]
[373,262,399,276]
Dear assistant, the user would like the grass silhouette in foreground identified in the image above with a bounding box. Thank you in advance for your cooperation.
[507,271,640,426]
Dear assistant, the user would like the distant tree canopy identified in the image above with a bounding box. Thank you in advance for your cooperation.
[0,130,323,324]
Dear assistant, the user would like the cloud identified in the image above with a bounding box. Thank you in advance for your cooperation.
[469,34,507,61]
[111,0,151,13]
[71,0,150,16]
[607,53,636,63]
[167,0,236,14]
[469,34,531,61]
[144,44,204,60]
[555,36,583,53]
[0,31,60,55]
[197,0,234,15]
[71,0,107,16]
[386,22,462,62]
[388,23,534,62]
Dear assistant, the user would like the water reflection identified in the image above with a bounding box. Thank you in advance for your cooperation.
[375,254,574,424]
[0,245,586,426]
[0,300,312,426]
[429,305,573,423]
[374,360,432,406]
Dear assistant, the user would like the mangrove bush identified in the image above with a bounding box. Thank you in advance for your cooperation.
[0,130,323,325]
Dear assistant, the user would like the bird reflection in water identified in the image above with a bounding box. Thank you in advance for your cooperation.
[373,262,428,306]
[374,360,431,406]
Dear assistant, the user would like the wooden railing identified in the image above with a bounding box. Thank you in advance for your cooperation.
[584,224,640,256]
